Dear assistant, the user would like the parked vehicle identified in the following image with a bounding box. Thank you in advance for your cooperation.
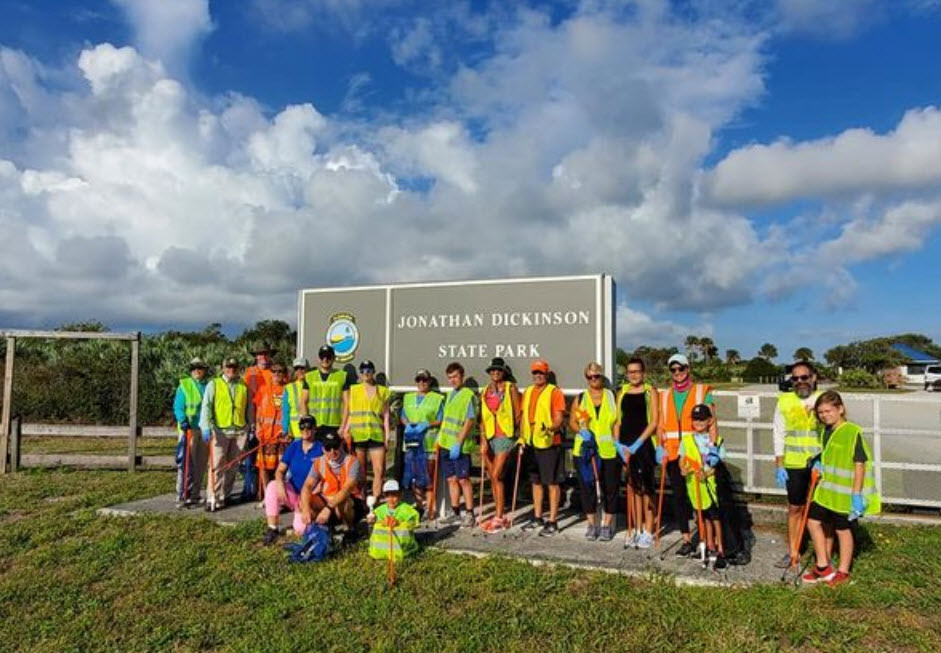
[925,365,941,391]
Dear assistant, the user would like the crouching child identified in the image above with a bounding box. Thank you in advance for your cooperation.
[368,480,420,560]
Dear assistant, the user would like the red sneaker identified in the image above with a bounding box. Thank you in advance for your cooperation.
[827,571,851,587]
[801,564,835,584]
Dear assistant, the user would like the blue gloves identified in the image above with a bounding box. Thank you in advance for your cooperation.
[627,439,643,455]
[416,421,430,433]
[812,459,823,476]
[655,445,665,465]
[705,446,721,468]
[849,493,866,520]
[776,467,788,489]
[202,430,211,443]
[616,442,629,463]
[178,420,189,432]
[578,429,593,442]
[449,443,461,460]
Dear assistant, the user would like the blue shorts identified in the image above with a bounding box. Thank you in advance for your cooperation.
[403,449,430,490]
[440,451,471,479]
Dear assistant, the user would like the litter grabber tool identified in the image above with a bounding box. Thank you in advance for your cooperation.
[685,457,708,565]
[182,429,193,504]
[654,457,667,549]
[475,434,488,533]
[781,467,820,581]
[426,445,439,523]
[507,444,523,531]
[387,512,397,587]
[206,438,218,512]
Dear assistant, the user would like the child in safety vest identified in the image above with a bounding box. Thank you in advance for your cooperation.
[367,480,420,560]
[802,391,880,587]
[678,404,728,570]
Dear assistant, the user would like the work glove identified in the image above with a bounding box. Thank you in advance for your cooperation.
[578,429,593,443]
[811,459,823,477]
[202,430,211,443]
[449,443,461,460]
[416,421,430,433]
[849,493,866,520]
[775,467,788,489]
[178,420,189,432]
[705,446,721,468]
[616,442,629,464]
[403,424,417,437]
[627,439,643,456]
[655,445,665,465]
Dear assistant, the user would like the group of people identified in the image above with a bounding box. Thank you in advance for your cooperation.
[172,345,880,582]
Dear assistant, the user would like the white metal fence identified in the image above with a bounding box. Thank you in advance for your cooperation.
[714,390,941,509]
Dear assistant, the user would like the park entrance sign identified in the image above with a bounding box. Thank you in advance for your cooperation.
[297,275,615,391]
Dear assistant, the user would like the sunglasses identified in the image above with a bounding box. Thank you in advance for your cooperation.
[669,365,688,372]
[531,370,546,376]
[323,442,341,452]
[790,374,812,382]
[271,369,286,374]
[415,377,430,383]
[360,368,375,374]
[586,374,602,380]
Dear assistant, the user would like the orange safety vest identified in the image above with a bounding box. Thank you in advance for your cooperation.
[314,455,363,500]
[255,382,285,444]
[244,366,272,407]
[658,383,711,461]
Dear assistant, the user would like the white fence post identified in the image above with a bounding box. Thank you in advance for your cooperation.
[872,396,883,499]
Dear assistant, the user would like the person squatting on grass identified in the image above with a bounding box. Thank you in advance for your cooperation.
[679,404,728,570]
[801,391,881,587]
[262,415,323,546]
[300,432,366,537]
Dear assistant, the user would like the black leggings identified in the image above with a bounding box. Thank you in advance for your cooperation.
[666,458,691,534]
[578,456,620,515]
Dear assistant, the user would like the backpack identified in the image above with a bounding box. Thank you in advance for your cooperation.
[286,524,331,563]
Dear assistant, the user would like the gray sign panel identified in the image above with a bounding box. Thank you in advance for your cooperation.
[298,275,614,391]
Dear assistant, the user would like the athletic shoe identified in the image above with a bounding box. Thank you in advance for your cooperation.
[675,541,696,557]
[707,549,717,567]
[636,532,654,549]
[522,517,545,532]
[585,524,599,541]
[801,564,836,584]
[538,521,559,537]
[263,528,280,546]
[729,549,751,566]
[460,511,476,528]
[827,571,851,587]
[623,530,638,548]
[774,552,793,569]
[439,512,461,526]
[713,553,728,571]
[598,525,614,542]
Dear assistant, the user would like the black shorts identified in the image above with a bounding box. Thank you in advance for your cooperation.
[808,501,852,531]
[627,444,655,494]
[785,467,812,505]
[701,505,720,521]
[353,439,385,451]
[529,446,565,486]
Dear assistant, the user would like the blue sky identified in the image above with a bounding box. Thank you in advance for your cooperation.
[1,0,940,363]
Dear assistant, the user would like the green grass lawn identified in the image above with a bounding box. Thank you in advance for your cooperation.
[0,470,938,653]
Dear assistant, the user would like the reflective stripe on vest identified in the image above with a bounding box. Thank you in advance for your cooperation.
[681,433,720,511]
[304,369,347,427]
[178,377,204,427]
[573,389,618,459]
[437,387,477,454]
[286,381,303,437]
[256,383,285,443]
[615,382,654,445]
[778,392,823,469]
[521,384,557,449]
[812,422,881,516]
[403,392,443,453]
[212,378,248,430]
[315,455,362,499]
[349,384,389,443]
[659,383,710,460]
[368,503,420,560]
[479,383,515,439]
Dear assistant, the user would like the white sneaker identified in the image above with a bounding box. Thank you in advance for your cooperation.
[636,532,654,549]
[623,530,638,549]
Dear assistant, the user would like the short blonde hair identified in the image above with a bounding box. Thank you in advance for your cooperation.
[583,362,604,377]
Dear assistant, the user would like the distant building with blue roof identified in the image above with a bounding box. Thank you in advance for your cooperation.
[891,343,939,384]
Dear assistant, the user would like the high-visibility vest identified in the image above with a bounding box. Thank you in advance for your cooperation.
[284,380,303,437]
[615,382,655,443]
[304,369,347,427]
[177,377,206,432]
[256,382,285,444]
[212,377,248,430]
[812,421,880,516]
[348,383,389,443]
[681,433,721,511]
[437,387,477,454]
[777,392,823,469]
[520,384,558,450]
[314,455,362,500]
[402,392,443,453]
[479,382,516,439]
[572,389,618,459]
[244,366,272,407]
[658,383,711,461]
[368,502,420,560]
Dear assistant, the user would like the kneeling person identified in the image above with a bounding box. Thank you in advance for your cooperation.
[300,433,365,534]
[367,480,420,560]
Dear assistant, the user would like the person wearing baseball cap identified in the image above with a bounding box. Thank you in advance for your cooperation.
[262,415,323,545]
[656,352,716,556]
[301,344,351,442]
[281,358,309,440]
[367,479,421,560]
[300,431,365,536]
[401,369,444,518]
[341,360,391,501]
[519,359,566,537]
[172,357,211,507]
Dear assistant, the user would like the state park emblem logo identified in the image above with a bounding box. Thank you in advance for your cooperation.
[325,312,359,362]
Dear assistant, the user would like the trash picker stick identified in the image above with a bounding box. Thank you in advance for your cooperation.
[509,444,523,527]
[183,429,192,502]
[655,458,667,548]
[789,469,820,570]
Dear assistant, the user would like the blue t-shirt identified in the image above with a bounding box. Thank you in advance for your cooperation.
[281,439,323,493]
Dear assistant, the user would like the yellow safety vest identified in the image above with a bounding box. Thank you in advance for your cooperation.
[681,433,721,511]
[368,502,420,560]
[437,387,478,454]
[479,383,516,439]
[813,421,881,516]
[402,392,443,453]
[572,389,618,459]
[520,384,558,450]
[285,380,303,437]
[304,369,347,428]
[778,392,823,469]
[348,383,389,443]
[212,377,248,430]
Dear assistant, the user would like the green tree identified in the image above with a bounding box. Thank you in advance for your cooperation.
[700,337,718,362]
[758,343,778,361]
[793,347,814,362]
[725,349,741,364]
[743,356,780,382]
[684,335,701,361]
[824,340,905,374]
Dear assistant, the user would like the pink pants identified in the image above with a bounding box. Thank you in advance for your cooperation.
[264,481,305,534]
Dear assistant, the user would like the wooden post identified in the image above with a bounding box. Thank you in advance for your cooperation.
[1,337,15,474]
[127,334,140,472]
[10,415,20,473]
